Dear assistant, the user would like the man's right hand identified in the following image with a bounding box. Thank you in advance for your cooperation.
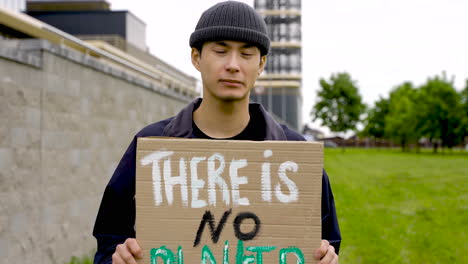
[112,238,143,264]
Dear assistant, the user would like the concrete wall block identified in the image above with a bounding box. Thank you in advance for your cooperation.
[0,148,13,171]
[0,237,6,258]
[128,109,137,120]
[0,77,10,97]
[1,188,42,217]
[1,76,41,108]
[98,102,116,119]
[80,97,90,116]
[88,78,105,102]
[42,155,81,194]
[25,107,41,129]
[88,101,104,119]
[10,211,28,235]
[7,207,41,264]
[42,131,81,150]
[22,247,46,264]
[115,89,125,106]
[79,131,93,149]
[89,133,105,148]
[42,149,70,173]
[41,183,75,206]
[20,84,41,109]
[0,191,18,216]
[69,149,81,169]
[44,74,63,94]
[10,127,40,149]
[13,148,40,171]
[41,205,59,239]
[2,237,21,263]
[0,212,7,235]
[0,172,11,193]
[1,105,27,128]
[43,111,80,131]
[41,202,91,264]
[66,79,81,98]
[43,91,81,114]
[1,79,27,107]
[100,83,118,105]
[0,127,9,148]
[1,168,41,194]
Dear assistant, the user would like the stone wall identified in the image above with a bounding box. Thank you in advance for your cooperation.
[0,40,192,264]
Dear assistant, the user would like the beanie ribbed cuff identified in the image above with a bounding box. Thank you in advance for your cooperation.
[190,26,270,56]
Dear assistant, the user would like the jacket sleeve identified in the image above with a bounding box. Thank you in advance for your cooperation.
[321,169,342,254]
[93,137,138,264]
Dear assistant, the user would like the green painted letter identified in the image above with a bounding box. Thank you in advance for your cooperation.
[150,246,175,264]
[246,246,276,264]
[236,240,255,264]
[177,246,184,264]
[223,240,229,264]
[279,247,304,264]
[201,245,217,264]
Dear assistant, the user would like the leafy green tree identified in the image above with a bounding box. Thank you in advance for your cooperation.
[458,80,468,145]
[416,75,464,151]
[462,79,468,111]
[361,96,390,140]
[311,72,366,136]
[385,82,420,151]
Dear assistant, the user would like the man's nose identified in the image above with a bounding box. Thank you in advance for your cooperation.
[225,53,241,73]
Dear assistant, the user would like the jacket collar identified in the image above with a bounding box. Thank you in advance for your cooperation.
[162,98,287,140]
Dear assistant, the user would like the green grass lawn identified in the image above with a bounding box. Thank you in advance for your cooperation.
[65,255,92,264]
[325,148,468,264]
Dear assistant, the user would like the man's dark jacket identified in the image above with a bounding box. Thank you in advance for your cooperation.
[93,98,341,264]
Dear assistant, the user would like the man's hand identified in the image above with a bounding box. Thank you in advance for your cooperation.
[314,240,338,264]
[112,238,143,264]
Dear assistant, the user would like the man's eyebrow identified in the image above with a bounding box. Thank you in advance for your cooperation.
[241,44,256,49]
[214,41,229,47]
[212,42,256,50]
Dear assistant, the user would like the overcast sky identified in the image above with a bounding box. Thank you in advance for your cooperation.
[109,0,468,128]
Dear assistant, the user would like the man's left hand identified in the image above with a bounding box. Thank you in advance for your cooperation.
[314,240,338,264]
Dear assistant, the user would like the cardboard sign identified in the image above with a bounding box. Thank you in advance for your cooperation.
[135,138,323,264]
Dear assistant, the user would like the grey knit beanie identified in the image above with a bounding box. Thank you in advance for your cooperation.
[190,1,270,55]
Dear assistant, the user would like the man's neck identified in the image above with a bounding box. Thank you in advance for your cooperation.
[193,96,250,139]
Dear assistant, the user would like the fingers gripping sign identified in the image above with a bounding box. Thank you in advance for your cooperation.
[112,238,143,264]
[314,240,339,264]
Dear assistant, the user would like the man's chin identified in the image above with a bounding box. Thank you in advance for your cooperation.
[214,93,249,102]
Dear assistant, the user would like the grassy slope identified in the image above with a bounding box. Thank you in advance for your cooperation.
[324,148,467,264]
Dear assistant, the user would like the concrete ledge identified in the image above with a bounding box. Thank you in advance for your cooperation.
[0,39,194,103]
[0,46,42,68]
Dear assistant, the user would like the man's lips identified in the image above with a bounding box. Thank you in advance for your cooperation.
[219,79,244,87]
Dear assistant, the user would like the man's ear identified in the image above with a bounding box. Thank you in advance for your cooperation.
[191,47,201,71]
[258,55,267,76]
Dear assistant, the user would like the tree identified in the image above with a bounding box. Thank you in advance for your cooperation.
[458,80,468,146]
[416,74,464,151]
[385,82,420,151]
[361,96,390,140]
[311,72,366,137]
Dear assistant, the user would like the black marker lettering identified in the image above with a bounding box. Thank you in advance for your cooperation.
[193,209,232,247]
[233,212,261,241]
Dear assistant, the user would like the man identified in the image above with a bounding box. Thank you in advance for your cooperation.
[93,1,341,263]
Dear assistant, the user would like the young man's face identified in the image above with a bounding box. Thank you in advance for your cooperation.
[191,40,266,102]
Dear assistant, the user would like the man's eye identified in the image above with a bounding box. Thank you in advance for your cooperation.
[242,53,254,56]
[215,50,226,54]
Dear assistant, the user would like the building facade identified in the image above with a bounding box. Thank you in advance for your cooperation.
[0,0,25,11]
[252,0,302,131]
